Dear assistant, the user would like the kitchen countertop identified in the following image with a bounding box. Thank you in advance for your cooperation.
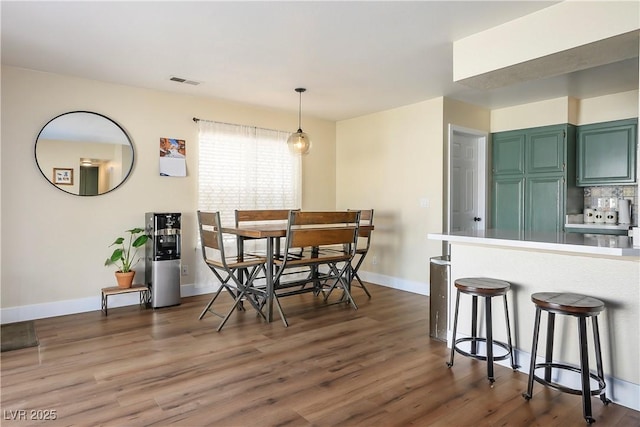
[428,229,640,257]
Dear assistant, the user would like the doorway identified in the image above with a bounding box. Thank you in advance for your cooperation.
[80,165,99,196]
[447,125,488,234]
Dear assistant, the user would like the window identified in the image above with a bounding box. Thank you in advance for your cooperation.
[196,120,301,288]
[198,120,301,226]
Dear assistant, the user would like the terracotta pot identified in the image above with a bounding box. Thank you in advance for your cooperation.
[115,271,135,289]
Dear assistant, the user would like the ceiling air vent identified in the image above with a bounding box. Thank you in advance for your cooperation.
[169,76,201,86]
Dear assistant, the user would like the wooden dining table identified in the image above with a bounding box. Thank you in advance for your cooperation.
[221,222,374,323]
[221,223,287,322]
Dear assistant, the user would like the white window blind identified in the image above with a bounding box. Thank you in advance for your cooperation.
[196,119,301,289]
[197,120,301,225]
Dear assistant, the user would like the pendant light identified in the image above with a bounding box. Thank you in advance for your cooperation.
[287,88,312,155]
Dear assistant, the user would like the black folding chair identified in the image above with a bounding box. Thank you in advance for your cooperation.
[349,209,374,298]
[321,209,374,301]
[197,211,267,331]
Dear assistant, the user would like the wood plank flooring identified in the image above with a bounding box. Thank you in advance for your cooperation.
[1,283,638,426]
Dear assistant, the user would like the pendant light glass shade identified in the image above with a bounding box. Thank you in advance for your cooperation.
[287,88,312,155]
[287,129,311,155]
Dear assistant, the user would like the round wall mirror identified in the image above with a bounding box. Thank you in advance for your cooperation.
[35,111,134,196]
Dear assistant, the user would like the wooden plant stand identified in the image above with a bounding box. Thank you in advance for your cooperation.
[101,285,150,316]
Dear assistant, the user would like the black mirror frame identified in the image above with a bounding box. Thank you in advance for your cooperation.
[34,111,135,196]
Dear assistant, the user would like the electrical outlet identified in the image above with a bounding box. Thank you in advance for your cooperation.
[372,256,378,265]
[181,265,188,276]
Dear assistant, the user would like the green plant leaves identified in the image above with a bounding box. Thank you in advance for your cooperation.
[105,227,149,273]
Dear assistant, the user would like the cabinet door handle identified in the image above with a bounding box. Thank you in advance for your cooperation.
[473,217,482,222]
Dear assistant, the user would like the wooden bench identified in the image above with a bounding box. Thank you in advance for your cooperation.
[271,210,361,326]
[101,285,150,316]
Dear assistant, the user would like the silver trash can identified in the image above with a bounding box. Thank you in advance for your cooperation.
[429,256,450,342]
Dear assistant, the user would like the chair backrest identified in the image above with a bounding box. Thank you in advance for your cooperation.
[350,208,374,237]
[234,209,294,254]
[197,210,226,263]
[235,209,291,226]
[286,211,360,250]
[357,209,373,223]
[349,209,373,251]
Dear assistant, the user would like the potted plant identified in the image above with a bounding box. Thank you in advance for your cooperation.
[105,227,149,288]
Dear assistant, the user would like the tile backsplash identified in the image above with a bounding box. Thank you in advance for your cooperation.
[584,185,637,226]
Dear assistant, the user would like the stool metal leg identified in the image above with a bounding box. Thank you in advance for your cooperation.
[503,294,518,369]
[545,312,555,382]
[485,296,495,383]
[447,284,513,385]
[447,289,461,368]
[523,306,542,400]
[578,316,595,424]
[471,295,478,355]
[591,316,610,406]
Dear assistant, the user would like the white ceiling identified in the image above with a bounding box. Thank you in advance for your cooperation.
[2,1,638,122]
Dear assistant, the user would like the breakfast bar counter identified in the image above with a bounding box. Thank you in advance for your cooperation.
[428,229,639,257]
[427,229,640,411]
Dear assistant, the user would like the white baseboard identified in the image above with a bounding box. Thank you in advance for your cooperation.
[0,283,216,324]
[180,282,217,297]
[1,296,101,324]
[358,270,428,296]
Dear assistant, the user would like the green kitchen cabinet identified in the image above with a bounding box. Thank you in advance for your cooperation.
[491,175,525,232]
[527,126,566,174]
[492,131,525,176]
[491,124,579,234]
[525,174,565,235]
[576,118,637,186]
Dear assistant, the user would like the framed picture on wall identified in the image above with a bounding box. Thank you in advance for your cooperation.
[53,168,74,185]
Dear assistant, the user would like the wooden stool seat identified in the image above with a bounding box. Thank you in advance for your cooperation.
[523,292,609,424]
[455,277,511,296]
[531,292,604,316]
[447,277,518,384]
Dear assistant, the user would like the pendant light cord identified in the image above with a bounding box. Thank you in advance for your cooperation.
[295,87,306,133]
[297,90,302,132]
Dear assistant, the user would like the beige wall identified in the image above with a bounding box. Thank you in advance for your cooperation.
[443,98,491,133]
[491,96,575,131]
[0,66,336,312]
[578,90,640,125]
[336,98,445,291]
[491,90,639,132]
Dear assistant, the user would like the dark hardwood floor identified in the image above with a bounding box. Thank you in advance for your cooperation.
[1,283,637,426]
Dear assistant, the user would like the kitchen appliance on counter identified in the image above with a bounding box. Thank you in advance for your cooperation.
[145,212,181,308]
[618,198,632,224]
[584,209,595,223]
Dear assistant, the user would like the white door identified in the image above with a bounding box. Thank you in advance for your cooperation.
[448,126,487,233]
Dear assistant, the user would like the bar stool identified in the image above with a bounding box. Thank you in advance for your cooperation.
[447,277,518,384]
[522,292,610,424]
